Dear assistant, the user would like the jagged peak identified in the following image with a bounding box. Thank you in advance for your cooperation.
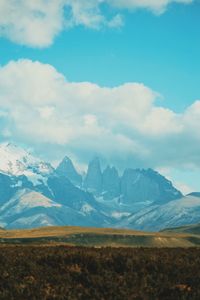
[56,155,82,185]
[62,156,73,163]
[57,155,78,171]
[103,165,119,175]
[87,157,102,173]
[103,165,111,171]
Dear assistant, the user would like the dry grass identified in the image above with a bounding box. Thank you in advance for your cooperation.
[0,225,192,238]
[0,225,199,248]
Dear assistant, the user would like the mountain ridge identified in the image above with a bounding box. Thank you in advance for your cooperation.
[1,142,199,231]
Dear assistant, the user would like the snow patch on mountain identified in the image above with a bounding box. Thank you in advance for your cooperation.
[80,203,95,214]
[111,211,131,219]
[0,142,53,186]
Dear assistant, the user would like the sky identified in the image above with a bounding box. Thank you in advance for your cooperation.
[0,0,200,194]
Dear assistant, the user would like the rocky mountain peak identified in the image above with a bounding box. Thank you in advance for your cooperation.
[84,157,102,193]
[121,168,182,204]
[102,165,120,200]
[56,156,82,186]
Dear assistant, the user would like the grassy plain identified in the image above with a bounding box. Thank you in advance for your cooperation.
[0,225,200,247]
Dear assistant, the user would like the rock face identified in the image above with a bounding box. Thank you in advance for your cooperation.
[56,156,82,187]
[46,175,95,210]
[120,168,182,204]
[84,157,102,194]
[0,173,16,206]
[0,173,35,207]
[83,159,182,205]
[102,166,120,200]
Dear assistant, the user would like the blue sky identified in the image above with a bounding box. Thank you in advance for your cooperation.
[1,1,199,111]
[0,0,199,193]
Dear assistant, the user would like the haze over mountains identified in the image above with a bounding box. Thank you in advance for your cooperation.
[0,142,199,231]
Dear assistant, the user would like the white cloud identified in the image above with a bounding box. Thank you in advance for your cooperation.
[183,101,200,136]
[38,106,55,120]
[0,59,200,171]
[107,14,124,28]
[0,110,8,118]
[140,107,182,135]
[107,0,193,14]
[1,128,12,138]
[0,0,65,47]
[0,0,194,47]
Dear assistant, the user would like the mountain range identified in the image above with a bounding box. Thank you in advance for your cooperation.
[0,142,199,231]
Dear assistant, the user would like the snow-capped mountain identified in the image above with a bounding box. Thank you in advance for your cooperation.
[0,143,111,229]
[0,142,53,186]
[0,142,199,231]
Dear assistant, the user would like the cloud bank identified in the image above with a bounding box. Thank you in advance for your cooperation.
[0,0,193,47]
[0,59,199,171]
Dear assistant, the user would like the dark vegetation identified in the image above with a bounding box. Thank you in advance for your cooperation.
[0,246,200,299]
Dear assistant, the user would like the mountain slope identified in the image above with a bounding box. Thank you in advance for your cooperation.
[0,189,112,229]
[0,189,62,228]
[119,195,200,231]
[161,223,200,235]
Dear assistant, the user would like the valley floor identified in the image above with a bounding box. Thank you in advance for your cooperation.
[0,226,200,247]
[0,245,200,299]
